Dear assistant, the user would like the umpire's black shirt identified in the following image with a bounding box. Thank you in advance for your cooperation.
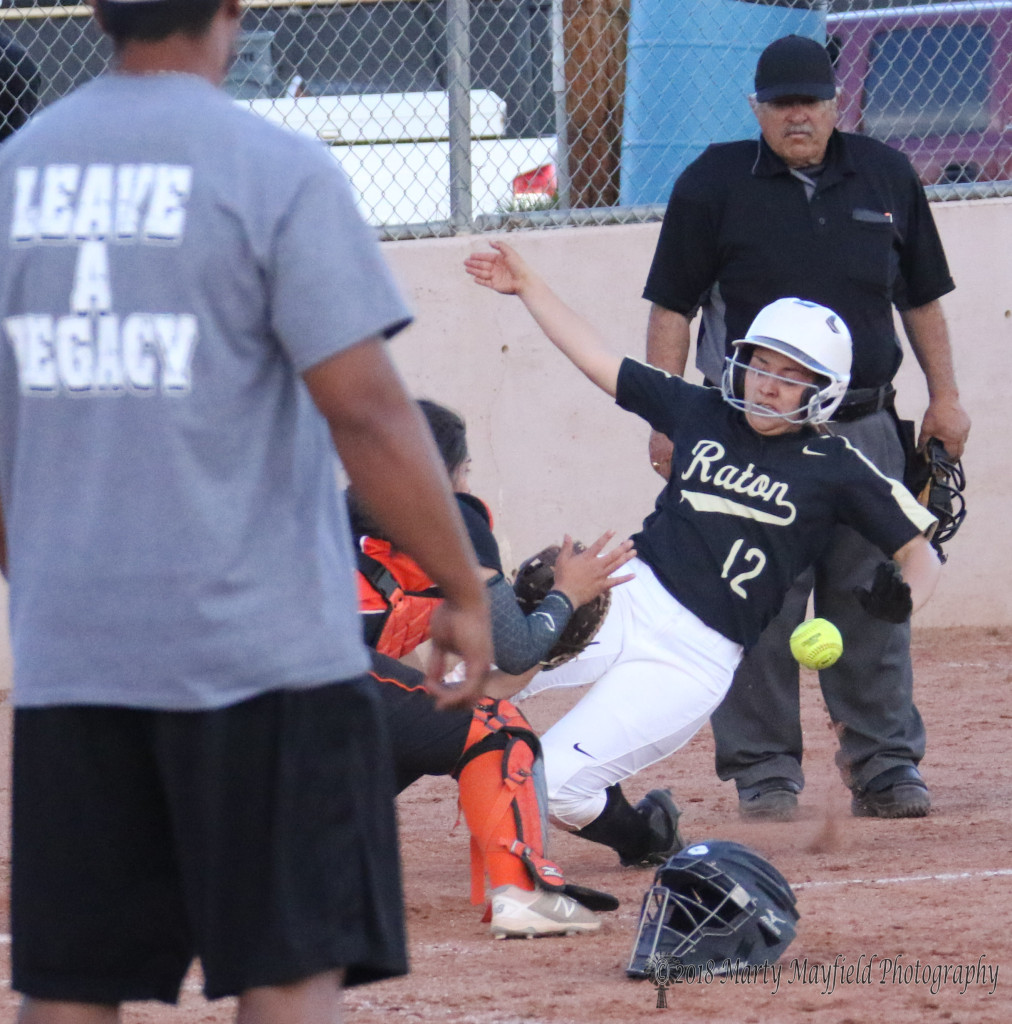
[643,130,955,391]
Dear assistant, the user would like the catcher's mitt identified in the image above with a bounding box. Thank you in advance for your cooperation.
[513,542,610,670]
[904,437,967,563]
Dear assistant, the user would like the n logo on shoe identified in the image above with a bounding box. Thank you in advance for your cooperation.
[552,896,577,919]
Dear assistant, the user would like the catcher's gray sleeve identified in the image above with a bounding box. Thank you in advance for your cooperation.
[487,574,574,674]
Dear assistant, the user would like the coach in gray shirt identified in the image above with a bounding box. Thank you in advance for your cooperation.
[0,0,491,1019]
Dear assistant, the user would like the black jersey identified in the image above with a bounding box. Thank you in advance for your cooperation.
[617,359,935,648]
[456,492,503,573]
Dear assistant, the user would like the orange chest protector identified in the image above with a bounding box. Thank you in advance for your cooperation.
[356,537,443,658]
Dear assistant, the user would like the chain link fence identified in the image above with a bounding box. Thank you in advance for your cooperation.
[3,1,1012,238]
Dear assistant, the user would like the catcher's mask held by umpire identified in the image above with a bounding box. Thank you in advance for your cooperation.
[626,840,799,978]
[721,297,852,425]
[907,438,967,562]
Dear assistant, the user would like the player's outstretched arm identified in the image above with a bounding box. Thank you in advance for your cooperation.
[464,241,622,397]
[483,531,633,675]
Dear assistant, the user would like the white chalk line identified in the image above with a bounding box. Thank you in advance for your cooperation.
[793,867,1012,890]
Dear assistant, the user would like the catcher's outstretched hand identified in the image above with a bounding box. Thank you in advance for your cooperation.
[553,531,636,609]
[464,241,531,296]
[424,598,492,710]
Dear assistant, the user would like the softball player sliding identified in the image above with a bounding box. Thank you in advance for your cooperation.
[465,241,940,867]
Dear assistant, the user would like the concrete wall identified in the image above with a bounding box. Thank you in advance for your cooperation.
[0,198,1007,691]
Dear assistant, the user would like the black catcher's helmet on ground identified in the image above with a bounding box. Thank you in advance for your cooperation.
[626,841,799,978]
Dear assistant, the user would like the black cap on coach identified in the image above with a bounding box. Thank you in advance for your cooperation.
[754,35,835,103]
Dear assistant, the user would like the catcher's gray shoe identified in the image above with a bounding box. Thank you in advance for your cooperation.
[852,765,931,818]
[620,788,685,867]
[489,885,601,938]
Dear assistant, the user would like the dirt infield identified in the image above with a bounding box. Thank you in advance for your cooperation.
[1,625,1010,1023]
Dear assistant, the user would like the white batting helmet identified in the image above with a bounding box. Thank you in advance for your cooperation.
[721,297,852,425]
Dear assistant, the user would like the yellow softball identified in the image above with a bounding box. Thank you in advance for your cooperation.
[789,618,843,670]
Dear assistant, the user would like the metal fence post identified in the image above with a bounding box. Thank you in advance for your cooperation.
[447,0,474,232]
[552,0,573,209]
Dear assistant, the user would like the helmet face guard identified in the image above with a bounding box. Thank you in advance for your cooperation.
[720,346,845,425]
[720,298,852,426]
[627,841,799,978]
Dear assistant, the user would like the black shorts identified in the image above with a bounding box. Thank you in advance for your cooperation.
[11,677,407,1004]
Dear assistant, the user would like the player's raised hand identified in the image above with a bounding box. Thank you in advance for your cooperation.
[424,596,493,710]
[552,531,636,609]
[467,239,621,397]
[464,240,531,295]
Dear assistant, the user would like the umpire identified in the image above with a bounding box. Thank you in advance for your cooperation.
[643,35,971,821]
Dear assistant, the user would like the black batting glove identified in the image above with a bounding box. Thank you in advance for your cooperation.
[854,561,913,624]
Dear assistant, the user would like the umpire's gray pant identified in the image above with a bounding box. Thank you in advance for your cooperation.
[710,407,926,794]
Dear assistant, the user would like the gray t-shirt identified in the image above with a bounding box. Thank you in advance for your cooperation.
[0,73,413,709]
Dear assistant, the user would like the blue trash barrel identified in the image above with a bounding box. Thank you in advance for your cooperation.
[619,0,827,206]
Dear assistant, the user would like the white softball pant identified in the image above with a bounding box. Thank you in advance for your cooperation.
[516,557,743,830]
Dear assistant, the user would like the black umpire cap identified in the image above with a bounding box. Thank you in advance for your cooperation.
[754,34,835,103]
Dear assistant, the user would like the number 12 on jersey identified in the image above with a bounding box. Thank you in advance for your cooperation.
[721,539,767,599]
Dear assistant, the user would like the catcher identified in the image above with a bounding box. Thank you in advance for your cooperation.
[465,241,942,863]
[349,399,638,938]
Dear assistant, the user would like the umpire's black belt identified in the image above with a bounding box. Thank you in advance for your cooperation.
[831,383,895,423]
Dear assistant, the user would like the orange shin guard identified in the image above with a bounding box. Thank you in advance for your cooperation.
[453,699,566,905]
